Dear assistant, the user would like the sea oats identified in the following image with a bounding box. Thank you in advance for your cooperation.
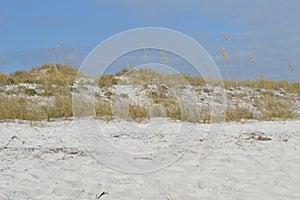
[288,60,296,70]
[221,32,231,42]
[221,48,228,61]
[143,48,149,64]
[248,51,256,64]
[160,50,168,64]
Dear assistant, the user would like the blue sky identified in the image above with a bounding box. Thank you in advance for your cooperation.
[0,0,299,80]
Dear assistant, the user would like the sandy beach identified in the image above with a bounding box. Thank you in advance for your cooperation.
[0,119,299,199]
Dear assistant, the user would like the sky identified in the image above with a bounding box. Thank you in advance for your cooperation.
[0,0,299,80]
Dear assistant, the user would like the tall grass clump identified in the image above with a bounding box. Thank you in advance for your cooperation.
[0,95,73,122]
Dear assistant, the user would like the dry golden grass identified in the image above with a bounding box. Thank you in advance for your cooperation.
[128,104,149,120]
[0,95,72,121]
[0,73,8,86]
[0,65,299,123]
[95,102,112,120]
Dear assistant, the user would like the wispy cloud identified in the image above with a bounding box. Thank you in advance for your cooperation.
[1,0,299,80]
[91,0,300,80]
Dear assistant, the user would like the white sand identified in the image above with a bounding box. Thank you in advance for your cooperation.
[0,119,299,199]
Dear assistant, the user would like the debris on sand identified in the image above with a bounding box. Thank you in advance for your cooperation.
[134,157,153,160]
[96,191,109,199]
[242,131,272,141]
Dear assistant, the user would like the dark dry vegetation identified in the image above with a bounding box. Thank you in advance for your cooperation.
[0,64,299,122]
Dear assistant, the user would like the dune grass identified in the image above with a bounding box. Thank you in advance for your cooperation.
[0,65,299,123]
[0,95,72,121]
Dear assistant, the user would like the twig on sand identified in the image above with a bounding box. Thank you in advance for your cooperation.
[134,157,153,160]
[4,135,25,148]
[0,146,86,156]
[96,191,109,199]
